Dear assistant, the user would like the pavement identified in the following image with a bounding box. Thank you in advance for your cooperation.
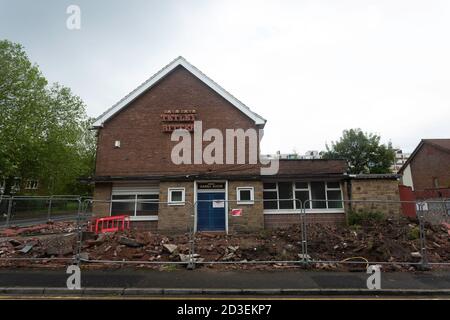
[0,269,449,297]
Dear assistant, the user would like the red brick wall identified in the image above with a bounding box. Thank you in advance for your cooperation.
[264,213,345,229]
[95,66,261,177]
[410,143,450,191]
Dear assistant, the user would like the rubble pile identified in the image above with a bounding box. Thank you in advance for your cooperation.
[0,221,77,237]
[0,218,448,271]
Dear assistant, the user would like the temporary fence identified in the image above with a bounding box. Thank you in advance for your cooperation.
[0,195,91,228]
[0,196,449,271]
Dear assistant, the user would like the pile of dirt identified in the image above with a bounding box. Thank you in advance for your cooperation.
[0,218,449,271]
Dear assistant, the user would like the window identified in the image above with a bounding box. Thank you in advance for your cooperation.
[311,182,326,209]
[237,187,254,204]
[111,193,159,217]
[111,195,136,216]
[25,179,39,190]
[136,194,159,216]
[294,182,310,209]
[263,181,343,211]
[278,182,293,209]
[326,182,343,209]
[263,183,278,209]
[168,188,185,205]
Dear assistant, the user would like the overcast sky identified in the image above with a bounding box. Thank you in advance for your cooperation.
[1,0,449,154]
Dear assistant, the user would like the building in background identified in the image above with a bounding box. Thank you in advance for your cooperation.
[261,150,322,160]
[398,139,450,198]
[391,149,411,173]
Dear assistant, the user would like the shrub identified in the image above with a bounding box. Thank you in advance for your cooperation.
[408,226,420,240]
[347,210,385,226]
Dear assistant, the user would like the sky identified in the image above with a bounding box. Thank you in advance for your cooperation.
[1,0,449,154]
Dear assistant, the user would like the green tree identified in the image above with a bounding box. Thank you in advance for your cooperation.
[0,40,95,195]
[322,129,395,174]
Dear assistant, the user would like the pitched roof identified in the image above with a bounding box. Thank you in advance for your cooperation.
[398,139,450,173]
[92,56,266,128]
[423,139,450,152]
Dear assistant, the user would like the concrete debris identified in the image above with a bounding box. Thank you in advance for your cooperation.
[179,253,204,263]
[19,242,36,254]
[163,244,178,254]
[44,233,77,256]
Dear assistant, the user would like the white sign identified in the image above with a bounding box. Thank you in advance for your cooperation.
[416,202,429,211]
[212,200,225,208]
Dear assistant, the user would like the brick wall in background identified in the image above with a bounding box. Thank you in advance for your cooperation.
[350,179,401,216]
[410,143,450,191]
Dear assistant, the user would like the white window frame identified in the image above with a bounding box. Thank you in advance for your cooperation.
[293,182,309,209]
[236,187,254,204]
[263,181,345,214]
[110,191,159,221]
[168,187,185,205]
[263,183,279,210]
[325,182,344,209]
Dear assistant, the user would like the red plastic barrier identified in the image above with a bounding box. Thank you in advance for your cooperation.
[90,215,130,234]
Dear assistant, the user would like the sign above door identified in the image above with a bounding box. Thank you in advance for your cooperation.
[197,182,225,190]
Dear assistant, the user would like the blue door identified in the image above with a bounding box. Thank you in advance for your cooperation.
[197,192,226,231]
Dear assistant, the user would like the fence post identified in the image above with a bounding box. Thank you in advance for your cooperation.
[300,200,309,266]
[187,201,196,270]
[47,196,53,222]
[74,198,83,266]
[417,202,429,269]
[5,197,13,227]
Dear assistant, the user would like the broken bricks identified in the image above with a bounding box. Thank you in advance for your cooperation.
[43,233,77,256]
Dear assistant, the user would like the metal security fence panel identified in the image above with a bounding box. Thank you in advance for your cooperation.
[0,196,10,227]
[1,196,83,227]
[301,199,450,271]
[46,196,81,221]
[417,199,450,266]
[75,198,308,269]
[5,196,50,226]
[75,199,196,268]
[418,198,450,225]
[189,199,306,267]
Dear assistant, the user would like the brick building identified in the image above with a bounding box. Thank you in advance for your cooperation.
[90,57,398,233]
[398,139,450,198]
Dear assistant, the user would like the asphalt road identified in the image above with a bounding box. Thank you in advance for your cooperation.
[0,269,449,290]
